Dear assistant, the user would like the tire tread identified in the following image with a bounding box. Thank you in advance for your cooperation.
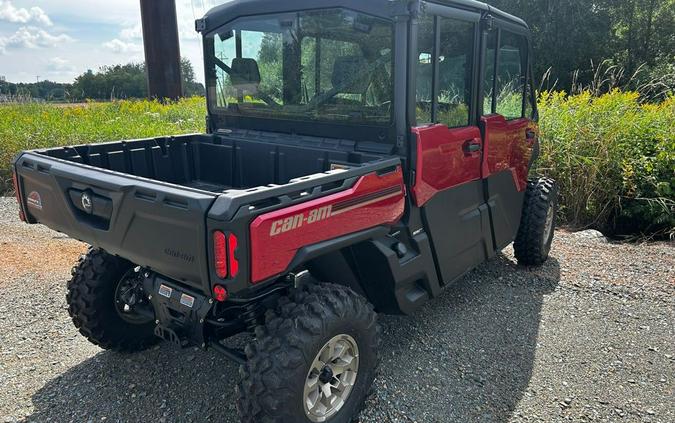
[514,177,558,266]
[67,247,157,352]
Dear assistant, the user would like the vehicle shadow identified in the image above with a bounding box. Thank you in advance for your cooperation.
[25,252,560,423]
[370,253,561,422]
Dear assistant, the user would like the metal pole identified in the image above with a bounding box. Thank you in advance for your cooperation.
[140,0,183,101]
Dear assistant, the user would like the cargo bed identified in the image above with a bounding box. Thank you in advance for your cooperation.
[30,131,387,192]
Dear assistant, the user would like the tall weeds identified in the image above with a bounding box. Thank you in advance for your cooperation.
[537,90,674,238]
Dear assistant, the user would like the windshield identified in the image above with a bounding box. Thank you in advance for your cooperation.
[205,9,394,126]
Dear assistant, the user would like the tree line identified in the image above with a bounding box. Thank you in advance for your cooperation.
[0,58,204,102]
[484,0,674,93]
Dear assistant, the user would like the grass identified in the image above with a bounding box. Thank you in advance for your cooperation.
[0,97,206,188]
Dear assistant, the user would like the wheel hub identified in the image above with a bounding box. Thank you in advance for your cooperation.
[303,334,360,422]
[318,366,334,384]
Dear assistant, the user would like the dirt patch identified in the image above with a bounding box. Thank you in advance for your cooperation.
[0,202,85,284]
[0,239,85,284]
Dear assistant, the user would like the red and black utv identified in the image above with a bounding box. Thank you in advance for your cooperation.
[11,0,556,421]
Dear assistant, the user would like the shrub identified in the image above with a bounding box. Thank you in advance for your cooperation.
[537,90,674,237]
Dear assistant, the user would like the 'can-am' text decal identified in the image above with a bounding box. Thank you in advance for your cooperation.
[268,186,403,237]
[270,206,332,236]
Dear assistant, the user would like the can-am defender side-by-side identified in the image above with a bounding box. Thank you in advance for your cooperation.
[12,1,557,421]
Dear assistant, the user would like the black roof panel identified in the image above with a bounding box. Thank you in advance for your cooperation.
[200,0,527,33]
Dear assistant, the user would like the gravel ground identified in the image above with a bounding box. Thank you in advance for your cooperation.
[0,197,673,423]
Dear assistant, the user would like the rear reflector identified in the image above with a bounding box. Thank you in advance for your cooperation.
[228,233,239,277]
[12,170,26,222]
[214,231,227,279]
[213,284,228,302]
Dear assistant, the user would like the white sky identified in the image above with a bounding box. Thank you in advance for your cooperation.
[0,0,230,83]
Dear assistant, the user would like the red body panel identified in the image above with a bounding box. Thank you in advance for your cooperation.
[480,115,536,192]
[411,124,483,207]
[249,167,406,283]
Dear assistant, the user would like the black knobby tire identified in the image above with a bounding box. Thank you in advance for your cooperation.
[514,177,558,266]
[67,247,158,352]
[237,283,380,423]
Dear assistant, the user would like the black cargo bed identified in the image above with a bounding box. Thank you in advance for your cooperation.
[33,132,387,193]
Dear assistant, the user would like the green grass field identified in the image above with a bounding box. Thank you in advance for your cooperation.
[0,97,206,188]
[1,93,673,236]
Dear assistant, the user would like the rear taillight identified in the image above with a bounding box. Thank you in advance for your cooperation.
[228,233,239,277]
[214,231,239,280]
[12,170,26,222]
[214,231,228,279]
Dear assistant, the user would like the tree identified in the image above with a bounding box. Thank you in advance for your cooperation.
[71,59,205,100]
[181,58,205,96]
[72,63,146,100]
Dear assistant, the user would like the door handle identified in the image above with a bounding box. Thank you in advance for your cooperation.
[463,139,482,154]
[526,130,537,140]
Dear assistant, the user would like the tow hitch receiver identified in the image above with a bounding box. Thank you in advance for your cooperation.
[143,274,212,348]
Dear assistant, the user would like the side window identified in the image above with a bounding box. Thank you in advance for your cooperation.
[437,17,474,127]
[495,31,528,119]
[415,14,475,127]
[415,15,434,124]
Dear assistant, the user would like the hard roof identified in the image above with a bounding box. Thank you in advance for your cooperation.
[435,0,527,27]
[201,0,527,33]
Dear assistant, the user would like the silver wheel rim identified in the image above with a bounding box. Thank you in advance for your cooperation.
[303,334,360,422]
[544,203,555,242]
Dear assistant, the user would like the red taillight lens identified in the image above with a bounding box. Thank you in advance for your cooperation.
[213,284,228,302]
[214,231,227,279]
[228,233,239,277]
[214,231,239,280]
[12,170,26,222]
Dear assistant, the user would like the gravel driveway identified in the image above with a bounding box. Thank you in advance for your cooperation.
[0,197,673,423]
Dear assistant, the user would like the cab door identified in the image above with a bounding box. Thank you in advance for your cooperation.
[411,9,493,285]
[479,23,538,249]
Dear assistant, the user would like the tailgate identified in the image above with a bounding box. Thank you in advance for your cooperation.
[14,152,216,290]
